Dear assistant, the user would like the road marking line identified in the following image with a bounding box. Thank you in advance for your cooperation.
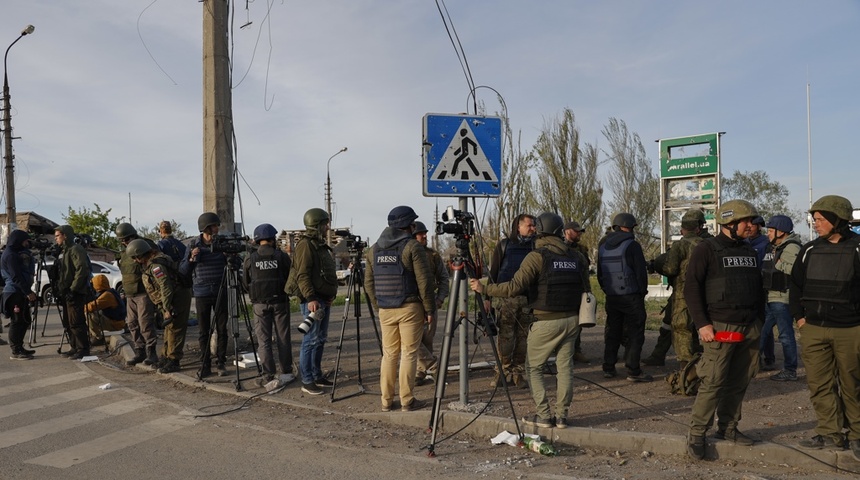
[0,398,151,449]
[0,372,90,398]
[25,415,199,468]
[0,385,109,420]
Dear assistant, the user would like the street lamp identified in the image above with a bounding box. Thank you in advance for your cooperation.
[325,147,347,246]
[3,24,35,238]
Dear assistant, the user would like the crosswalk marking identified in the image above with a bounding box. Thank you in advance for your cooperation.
[25,415,200,468]
[0,385,110,420]
[0,371,90,399]
[0,398,151,449]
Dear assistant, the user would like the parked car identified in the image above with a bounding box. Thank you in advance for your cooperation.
[35,258,124,305]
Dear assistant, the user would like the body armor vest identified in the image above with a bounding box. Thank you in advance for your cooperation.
[248,249,288,304]
[598,238,638,295]
[497,238,533,283]
[372,240,418,309]
[529,248,584,312]
[800,237,860,306]
[761,239,800,292]
[702,237,761,308]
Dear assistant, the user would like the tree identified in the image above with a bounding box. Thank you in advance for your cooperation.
[721,170,803,224]
[63,204,125,251]
[602,118,660,257]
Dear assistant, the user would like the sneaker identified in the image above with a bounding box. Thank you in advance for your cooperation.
[20,347,36,355]
[687,434,706,460]
[572,352,590,364]
[60,349,78,358]
[556,417,569,429]
[641,356,665,367]
[603,370,617,379]
[850,439,860,461]
[256,375,275,387]
[315,377,334,388]
[627,373,654,382]
[798,434,845,450]
[401,398,427,412]
[381,403,394,412]
[216,363,227,377]
[714,428,756,446]
[10,352,34,360]
[280,373,296,385]
[301,383,324,395]
[770,370,798,382]
[522,415,553,429]
[158,361,180,374]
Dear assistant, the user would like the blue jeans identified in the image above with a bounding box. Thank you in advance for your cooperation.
[299,302,330,384]
[762,302,798,372]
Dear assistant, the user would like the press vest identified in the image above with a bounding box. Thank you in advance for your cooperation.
[497,238,533,283]
[702,237,761,308]
[529,248,584,312]
[598,238,638,296]
[248,249,288,304]
[372,239,418,309]
[761,239,800,292]
[800,236,860,307]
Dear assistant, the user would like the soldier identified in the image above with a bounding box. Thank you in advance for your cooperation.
[127,238,192,374]
[115,223,160,366]
[471,212,589,428]
[761,215,801,382]
[487,214,536,388]
[413,221,449,385]
[1,230,37,359]
[791,195,860,459]
[685,200,763,460]
[563,221,590,364]
[53,225,92,360]
[365,206,435,412]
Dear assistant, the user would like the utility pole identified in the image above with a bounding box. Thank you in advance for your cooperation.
[202,0,235,233]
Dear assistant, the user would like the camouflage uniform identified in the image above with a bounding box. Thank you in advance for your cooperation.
[141,253,192,364]
[661,231,704,363]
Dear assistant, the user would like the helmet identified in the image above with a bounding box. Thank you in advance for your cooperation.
[302,208,330,229]
[809,195,853,221]
[387,206,418,229]
[197,212,221,232]
[681,209,706,229]
[535,212,564,237]
[751,216,766,226]
[253,223,278,244]
[766,215,794,233]
[115,222,137,239]
[126,238,152,258]
[612,213,637,229]
[413,221,429,235]
[716,199,758,225]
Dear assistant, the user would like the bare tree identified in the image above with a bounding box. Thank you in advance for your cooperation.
[721,170,804,225]
[602,118,660,256]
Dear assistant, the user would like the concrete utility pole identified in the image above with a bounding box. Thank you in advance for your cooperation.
[202,0,235,233]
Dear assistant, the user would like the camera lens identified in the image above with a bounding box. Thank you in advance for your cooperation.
[297,310,321,334]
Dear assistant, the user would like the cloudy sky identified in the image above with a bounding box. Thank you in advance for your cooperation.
[2,1,858,242]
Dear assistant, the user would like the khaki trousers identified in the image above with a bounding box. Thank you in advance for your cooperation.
[379,302,425,409]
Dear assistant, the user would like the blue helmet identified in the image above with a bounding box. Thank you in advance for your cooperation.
[253,223,278,244]
[766,215,793,234]
[387,206,418,229]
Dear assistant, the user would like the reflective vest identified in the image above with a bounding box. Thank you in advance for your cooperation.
[702,238,761,308]
[761,239,800,292]
[248,248,288,304]
[800,236,860,306]
[497,238,534,283]
[529,248,585,312]
[598,238,638,295]
[372,239,418,309]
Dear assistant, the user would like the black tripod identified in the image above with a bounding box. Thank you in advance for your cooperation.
[426,236,522,457]
[330,248,383,402]
[29,251,68,350]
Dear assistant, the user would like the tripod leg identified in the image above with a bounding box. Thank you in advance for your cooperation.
[427,267,463,456]
[330,268,356,402]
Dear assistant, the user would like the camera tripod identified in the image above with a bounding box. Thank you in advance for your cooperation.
[330,250,383,402]
[426,237,522,457]
[29,251,69,351]
[197,257,261,391]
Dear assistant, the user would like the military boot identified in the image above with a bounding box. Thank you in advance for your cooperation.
[126,348,146,366]
[642,327,672,366]
[143,346,159,366]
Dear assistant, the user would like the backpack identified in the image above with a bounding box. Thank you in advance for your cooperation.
[666,353,702,396]
[101,289,127,321]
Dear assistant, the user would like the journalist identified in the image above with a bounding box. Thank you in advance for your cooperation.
[2,230,37,359]
[116,223,160,366]
[54,225,93,360]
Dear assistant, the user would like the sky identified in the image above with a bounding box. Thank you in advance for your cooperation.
[2,0,858,243]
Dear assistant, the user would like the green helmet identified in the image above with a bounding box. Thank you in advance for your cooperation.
[413,221,429,235]
[716,199,758,225]
[197,212,221,232]
[809,195,853,221]
[303,208,330,229]
[126,238,152,258]
[115,222,137,239]
[681,209,706,229]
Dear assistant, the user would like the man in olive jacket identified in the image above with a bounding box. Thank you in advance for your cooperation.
[54,225,93,359]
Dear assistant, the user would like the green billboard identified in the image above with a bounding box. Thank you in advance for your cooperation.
[659,133,720,178]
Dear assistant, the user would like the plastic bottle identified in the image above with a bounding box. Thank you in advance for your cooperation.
[522,436,558,456]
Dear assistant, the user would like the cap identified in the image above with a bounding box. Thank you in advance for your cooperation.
[563,221,585,232]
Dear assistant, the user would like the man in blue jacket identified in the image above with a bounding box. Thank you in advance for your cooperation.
[1,230,37,359]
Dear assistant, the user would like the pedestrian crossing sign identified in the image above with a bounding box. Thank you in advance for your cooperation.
[423,114,503,197]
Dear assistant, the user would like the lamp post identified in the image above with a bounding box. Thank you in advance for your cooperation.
[3,24,35,238]
[325,147,347,246]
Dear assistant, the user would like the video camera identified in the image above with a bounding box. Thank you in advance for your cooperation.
[334,230,367,254]
[435,206,475,237]
[29,234,61,258]
[210,233,250,254]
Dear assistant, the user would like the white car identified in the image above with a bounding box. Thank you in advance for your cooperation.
[35,259,124,305]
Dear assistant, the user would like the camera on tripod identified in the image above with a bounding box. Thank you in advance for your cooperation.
[334,230,367,254]
[210,233,250,254]
[435,206,475,237]
[29,234,60,257]
[297,309,323,334]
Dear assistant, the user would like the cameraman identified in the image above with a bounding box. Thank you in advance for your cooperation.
[365,206,435,412]
[243,224,294,387]
[179,212,228,378]
[1,230,37,359]
[413,221,449,385]
[116,223,159,366]
[54,225,93,360]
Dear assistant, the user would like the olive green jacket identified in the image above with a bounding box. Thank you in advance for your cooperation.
[285,233,338,303]
[118,237,159,295]
[56,241,92,295]
[661,232,703,302]
[141,253,185,314]
[426,246,450,305]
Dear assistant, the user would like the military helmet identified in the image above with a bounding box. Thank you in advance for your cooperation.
[681,209,706,229]
[751,216,766,226]
[716,199,758,225]
[303,208,330,228]
[253,223,278,244]
[766,215,794,233]
[612,212,637,229]
[535,212,564,237]
[809,195,853,221]
[387,206,419,229]
[413,221,429,235]
[126,238,152,258]
[115,222,137,239]
[197,212,221,232]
